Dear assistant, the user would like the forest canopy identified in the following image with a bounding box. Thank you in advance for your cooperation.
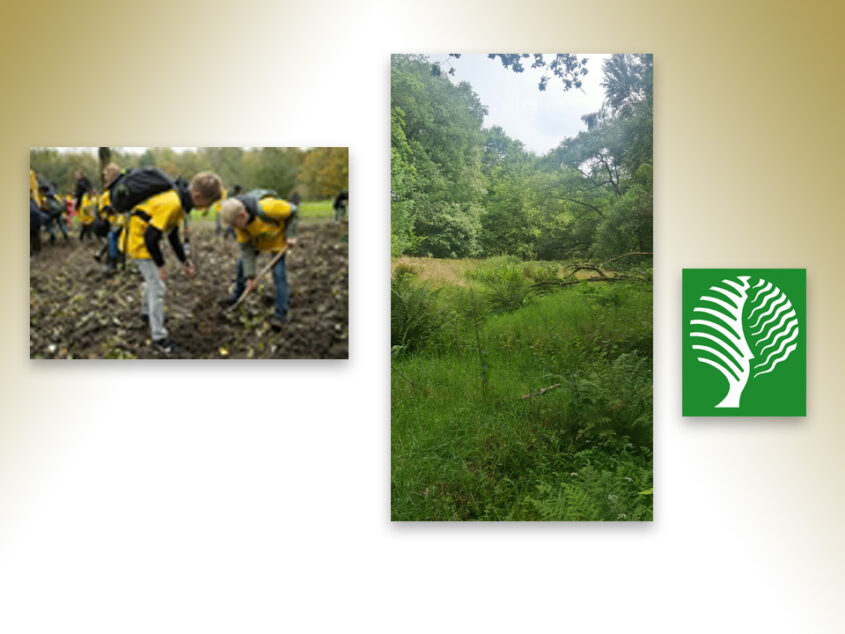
[391,54,653,260]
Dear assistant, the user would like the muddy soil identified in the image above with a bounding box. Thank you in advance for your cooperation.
[29,221,348,359]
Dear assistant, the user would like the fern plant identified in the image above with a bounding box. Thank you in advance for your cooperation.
[391,274,447,354]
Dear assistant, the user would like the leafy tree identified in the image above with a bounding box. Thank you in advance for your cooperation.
[29,147,346,204]
[299,147,348,199]
[30,148,99,193]
[537,54,653,259]
[391,54,487,257]
[436,53,590,92]
[137,149,156,168]
[488,53,589,91]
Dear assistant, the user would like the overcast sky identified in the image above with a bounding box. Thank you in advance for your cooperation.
[431,54,610,155]
[53,147,197,154]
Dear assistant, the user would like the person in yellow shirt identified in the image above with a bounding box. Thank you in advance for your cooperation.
[127,171,222,353]
[29,170,42,208]
[77,190,98,241]
[218,191,298,329]
[30,170,45,257]
[38,183,69,243]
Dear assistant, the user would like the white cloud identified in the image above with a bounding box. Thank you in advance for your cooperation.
[436,54,610,155]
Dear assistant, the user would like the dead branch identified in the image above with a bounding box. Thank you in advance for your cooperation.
[391,365,417,389]
[600,252,653,269]
[520,383,563,399]
[562,263,608,279]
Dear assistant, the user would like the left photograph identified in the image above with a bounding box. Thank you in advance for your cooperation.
[30,147,349,359]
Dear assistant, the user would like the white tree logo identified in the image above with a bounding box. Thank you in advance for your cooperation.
[690,276,799,408]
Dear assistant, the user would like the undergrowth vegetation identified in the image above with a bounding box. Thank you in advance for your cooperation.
[391,257,652,520]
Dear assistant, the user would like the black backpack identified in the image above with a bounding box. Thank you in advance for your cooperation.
[247,188,279,201]
[238,191,281,225]
[108,168,174,212]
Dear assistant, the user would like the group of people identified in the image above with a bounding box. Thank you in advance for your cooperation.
[30,165,301,355]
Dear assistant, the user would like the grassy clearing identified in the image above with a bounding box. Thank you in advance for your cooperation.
[391,257,653,521]
[298,199,333,219]
[61,200,336,232]
[185,198,333,225]
[393,255,618,287]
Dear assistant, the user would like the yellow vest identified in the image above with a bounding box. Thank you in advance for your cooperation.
[78,193,96,224]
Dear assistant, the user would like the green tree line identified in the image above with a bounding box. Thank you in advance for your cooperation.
[391,54,653,261]
[30,147,348,200]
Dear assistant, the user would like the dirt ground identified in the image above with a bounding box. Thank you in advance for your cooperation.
[29,220,348,359]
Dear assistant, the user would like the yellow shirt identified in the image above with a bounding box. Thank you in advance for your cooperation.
[125,189,186,259]
[78,193,97,225]
[235,198,293,253]
[30,170,42,207]
[98,190,124,226]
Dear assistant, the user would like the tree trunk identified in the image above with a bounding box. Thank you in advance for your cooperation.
[98,147,111,188]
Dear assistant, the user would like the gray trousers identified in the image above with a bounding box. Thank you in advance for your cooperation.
[134,258,168,340]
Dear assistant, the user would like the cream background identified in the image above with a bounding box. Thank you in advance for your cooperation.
[2,0,844,631]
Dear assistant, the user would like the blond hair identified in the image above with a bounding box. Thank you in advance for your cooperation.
[103,163,121,185]
[189,171,223,205]
[219,198,246,225]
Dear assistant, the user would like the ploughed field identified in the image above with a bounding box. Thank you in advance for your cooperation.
[30,221,348,359]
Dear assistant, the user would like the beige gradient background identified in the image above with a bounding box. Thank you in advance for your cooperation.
[2,0,843,631]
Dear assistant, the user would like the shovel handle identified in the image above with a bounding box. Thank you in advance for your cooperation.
[225,250,285,312]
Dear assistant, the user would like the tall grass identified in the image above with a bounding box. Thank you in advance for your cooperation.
[391,256,653,521]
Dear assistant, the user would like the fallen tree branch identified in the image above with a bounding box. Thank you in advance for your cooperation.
[529,277,626,289]
[529,280,580,289]
[520,383,563,399]
[600,251,652,269]
[562,264,608,279]
[391,365,417,389]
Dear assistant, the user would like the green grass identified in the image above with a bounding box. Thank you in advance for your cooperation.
[391,258,653,521]
[186,198,334,223]
[298,199,333,219]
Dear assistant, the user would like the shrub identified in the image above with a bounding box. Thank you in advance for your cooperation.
[391,273,449,354]
[521,460,653,521]
[466,258,531,313]
[521,261,560,285]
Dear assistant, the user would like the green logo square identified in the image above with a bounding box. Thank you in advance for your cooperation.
[682,269,806,416]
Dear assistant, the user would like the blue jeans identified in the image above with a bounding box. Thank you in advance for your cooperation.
[46,214,68,240]
[108,228,122,260]
[232,253,289,319]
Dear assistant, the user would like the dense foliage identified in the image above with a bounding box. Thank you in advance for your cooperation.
[391,54,653,262]
[391,259,653,520]
[391,54,653,520]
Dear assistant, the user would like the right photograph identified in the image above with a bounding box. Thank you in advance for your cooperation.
[391,54,653,521]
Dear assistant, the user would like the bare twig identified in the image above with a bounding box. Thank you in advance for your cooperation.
[529,280,580,289]
[391,365,416,389]
[520,383,563,399]
[600,252,652,269]
[529,277,622,290]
